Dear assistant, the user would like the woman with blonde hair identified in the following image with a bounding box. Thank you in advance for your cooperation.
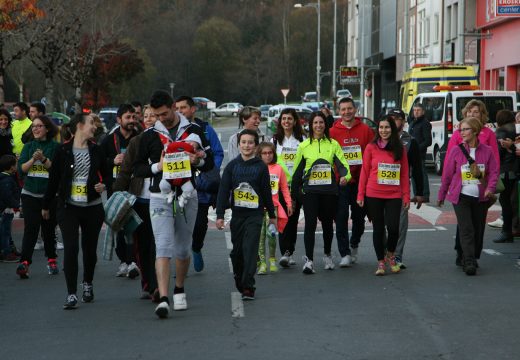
[438,117,499,275]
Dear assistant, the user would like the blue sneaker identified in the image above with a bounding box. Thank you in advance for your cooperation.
[192,250,204,272]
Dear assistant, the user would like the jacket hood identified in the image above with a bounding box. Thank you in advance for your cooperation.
[332,117,362,130]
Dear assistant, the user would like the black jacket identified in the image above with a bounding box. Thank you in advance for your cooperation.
[496,123,517,175]
[42,139,109,209]
[0,172,20,212]
[100,127,138,192]
[408,115,432,157]
[401,131,424,197]
[133,116,214,194]
[0,129,13,157]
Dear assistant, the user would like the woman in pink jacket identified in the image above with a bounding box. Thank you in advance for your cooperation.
[438,117,499,276]
[357,116,410,276]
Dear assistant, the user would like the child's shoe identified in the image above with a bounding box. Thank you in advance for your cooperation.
[257,261,267,275]
[269,257,278,272]
[47,258,59,275]
[375,260,386,276]
[16,261,29,279]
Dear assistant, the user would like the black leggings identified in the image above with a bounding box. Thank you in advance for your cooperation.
[365,197,402,261]
[192,203,210,253]
[278,194,302,256]
[303,193,337,261]
[58,202,104,294]
[133,200,157,293]
[20,194,57,263]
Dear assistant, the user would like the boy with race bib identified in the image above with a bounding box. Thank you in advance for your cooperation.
[216,130,276,301]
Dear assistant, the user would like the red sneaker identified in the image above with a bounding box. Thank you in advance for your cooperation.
[16,261,29,279]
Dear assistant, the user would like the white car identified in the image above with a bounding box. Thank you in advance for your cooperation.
[336,89,352,99]
[211,103,243,117]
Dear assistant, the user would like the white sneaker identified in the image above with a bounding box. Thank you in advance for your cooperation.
[351,248,358,263]
[302,256,315,274]
[127,262,140,279]
[34,239,44,250]
[289,255,296,265]
[339,255,352,268]
[116,262,128,277]
[173,293,188,311]
[323,255,335,270]
[155,301,170,318]
[56,241,64,250]
[488,218,503,228]
[279,251,290,268]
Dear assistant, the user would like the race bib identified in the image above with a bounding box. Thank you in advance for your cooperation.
[233,183,259,209]
[342,145,362,165]
[112,165,121,179]
[281,147,297,173]
[308,164,332,185]
[71,177,88,203]
[270,174,279,195]
[377,163,400,185]
[461,164,485,185]
[163,152,192,180]
[28,161,48,178]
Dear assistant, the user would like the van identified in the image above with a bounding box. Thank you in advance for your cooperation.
[400,64,479,113]
[408,89,520,174]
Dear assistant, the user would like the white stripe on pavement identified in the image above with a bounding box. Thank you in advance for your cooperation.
[231,292,245,318]
[228,258,233,273]
[482,249,503,256]
[409,204,443,226]
[225,231,232,250]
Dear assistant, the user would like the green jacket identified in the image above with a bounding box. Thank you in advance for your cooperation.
[18,138,59,195]
[12,118,31,156]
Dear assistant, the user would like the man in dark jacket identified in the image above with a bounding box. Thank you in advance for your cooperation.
[408,103,431,202]
[389,109,424,268]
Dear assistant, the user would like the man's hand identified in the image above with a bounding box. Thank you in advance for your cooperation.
[42,209,50,220]
[188,152,201,165]
[114,153,125,166]
[94,182,105,193]
[339,176,347,186]
[413,196,425,209]
[216,219,225,230]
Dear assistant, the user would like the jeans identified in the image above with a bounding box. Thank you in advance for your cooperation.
[335,183,366,257]
[0,212,14,256]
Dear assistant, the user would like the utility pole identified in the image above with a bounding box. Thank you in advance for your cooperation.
[331,0,337,101]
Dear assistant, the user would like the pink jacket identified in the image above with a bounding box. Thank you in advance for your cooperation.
[357,143,410,203]
[447,127,500,163]
[438,142,499,204]
[268,163,292,232]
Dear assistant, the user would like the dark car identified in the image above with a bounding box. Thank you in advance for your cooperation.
[193,97,212,110]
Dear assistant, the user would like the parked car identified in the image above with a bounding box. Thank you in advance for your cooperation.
[259,104,272,121]
[336,89,352,99]
[301,101,327,112]
[98,107,118,132]
[302,91,317,102]
[193,97,213,109]
[211,103,243,117]
[267,104,313,133]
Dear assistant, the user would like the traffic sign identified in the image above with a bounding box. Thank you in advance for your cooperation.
[339,66,361,85]
[281,89,290,97]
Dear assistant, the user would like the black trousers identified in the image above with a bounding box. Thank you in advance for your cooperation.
[58,202,104,294]
[20,194,57,264]
[303,193,337,261]
[133,200,157,293]
[499,175,516,234]
[278,194,302,256]
[365,197,402,261]
[453,194,487,263]
[192,203,210,253]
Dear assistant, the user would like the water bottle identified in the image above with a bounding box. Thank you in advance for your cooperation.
[268,223,277,237]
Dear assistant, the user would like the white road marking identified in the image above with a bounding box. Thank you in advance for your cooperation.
[231,292,245,318]
[482,249,503,256]
[218,132,222,141]
[228,258,233,273]
[409,204,443,226]
[435,226,447,230]
[225,232,233,250]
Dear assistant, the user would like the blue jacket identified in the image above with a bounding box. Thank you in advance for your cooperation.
[194,118,224,205]
[0,172,20,212]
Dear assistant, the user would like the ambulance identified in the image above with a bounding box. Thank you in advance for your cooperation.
[408,88,520,174]
[400,64,479,112]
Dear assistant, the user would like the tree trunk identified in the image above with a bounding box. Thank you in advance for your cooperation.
[74,86,82,114]
[44,76,54,113]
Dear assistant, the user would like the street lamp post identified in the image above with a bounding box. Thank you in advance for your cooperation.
[331,0,337,102]
[295,1,321,102]
[169,82,175,98]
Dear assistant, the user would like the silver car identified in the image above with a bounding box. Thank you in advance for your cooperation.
[211,103,243,117]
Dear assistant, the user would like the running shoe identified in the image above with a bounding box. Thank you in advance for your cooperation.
[47,259,59,275]
[351,248,358,263]
[34,239,44,250]
[386,255,401,273]
[289,255,296,265]
[82,282,94,303]
[394,255,407,270]
[339,255,352,268]
[302,256,315,274]
[192,250,204,272]
[323,254,335,270]
[116,262,128,277]
[257,261,267,275]
[269,257,278,272]
[173,293,188,311]
[279,251,290,268]
[463,260,477,276]
[488,218,503,228]
[0,252,20,263]
[16,261,29,279]
[375,261,386,276]
[63,294,78,310]
[127,262,140,279]
[241,288,255,300]
[155,301,170,318]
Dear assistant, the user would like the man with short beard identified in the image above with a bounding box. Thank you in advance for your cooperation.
[101,103,139,278]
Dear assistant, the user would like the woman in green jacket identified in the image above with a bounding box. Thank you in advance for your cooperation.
[292,112,351,275]
[16,115,60,279]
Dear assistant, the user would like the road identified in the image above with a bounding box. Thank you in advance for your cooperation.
[1,119,520,359]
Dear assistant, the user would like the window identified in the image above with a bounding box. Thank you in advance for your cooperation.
[422,97,445,122]
[433,14,439,43]
[398,27,403,53]
[425,17,430,46]
[452,4,458,40]
[445,6,451,40]
[410,15,416,54]
[418,10,425,49]
[456,97,514,125]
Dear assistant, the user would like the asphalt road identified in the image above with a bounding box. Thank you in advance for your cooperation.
[1,119,520,359]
